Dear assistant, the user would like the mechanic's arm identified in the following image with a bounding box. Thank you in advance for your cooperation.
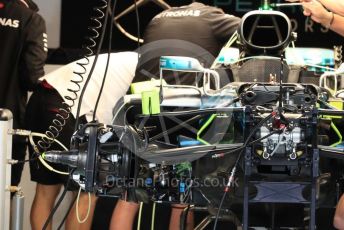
[327,12,344,37]
[286,0,344,16]
[206,7,241,44]
[20,13,47,91]
[334,195,344,229]
[302,0,344,37]
[317,0,344,16]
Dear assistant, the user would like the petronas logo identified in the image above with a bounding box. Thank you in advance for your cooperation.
[0,18,19,28]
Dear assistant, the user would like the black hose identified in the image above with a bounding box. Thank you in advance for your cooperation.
[56,193,78,230]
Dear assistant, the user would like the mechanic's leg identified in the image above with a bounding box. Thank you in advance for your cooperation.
[169,204,194,230]
[65,193,98,230]
[30,183,62,230]
[109,199,140,230]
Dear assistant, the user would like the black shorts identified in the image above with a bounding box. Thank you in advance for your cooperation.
[25,84,75,185]
[11,135,27,187]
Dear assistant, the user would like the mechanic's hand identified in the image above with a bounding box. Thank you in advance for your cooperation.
[302,0,333,27]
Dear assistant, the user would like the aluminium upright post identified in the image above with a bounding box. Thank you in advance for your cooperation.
[0,109,13,230]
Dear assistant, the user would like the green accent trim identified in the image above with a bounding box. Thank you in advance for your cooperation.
[197,114,217,145]
[141,90,160,115]
[330,122,342,147]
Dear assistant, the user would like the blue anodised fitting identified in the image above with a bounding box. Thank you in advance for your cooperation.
[145,178,153,186]
[179,182,186,193]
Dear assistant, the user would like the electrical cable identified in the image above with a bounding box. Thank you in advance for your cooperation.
[26,132,70,174]
[180,205,190,230]
[37,104,72,150]
[122,105,135,126]
[182,171,193,203]
[12,157,38,164]
[27,132,69,174]
[31,132,68,151]
[279,53,284,108]
[92,0,118,121]
[11,129,68,151]
[42,169,75,230]
[57,194,78,230]
[137,202,144,230]
[213,189,228,230]
[133,130,139,202]
[306,63,336,71]
[134,0,141,49]
[224,31,238,49]
[151,202,156,230]
[74,0,110,131]
[76,187,92,223]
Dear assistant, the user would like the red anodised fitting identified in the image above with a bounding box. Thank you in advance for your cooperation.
[212,153,225,159]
